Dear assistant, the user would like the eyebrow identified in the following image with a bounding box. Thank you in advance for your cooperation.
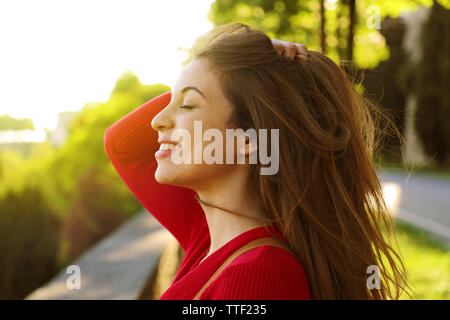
[181,86,206,99]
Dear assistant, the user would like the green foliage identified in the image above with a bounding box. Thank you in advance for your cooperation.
[60,167,137,262]
[0,143,54,198]
[208,0,319,49]
[0,114,34,130]
[0,185,62,299]
[207,0,448,68]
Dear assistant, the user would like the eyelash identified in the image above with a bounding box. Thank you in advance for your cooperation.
[180,105,195,110]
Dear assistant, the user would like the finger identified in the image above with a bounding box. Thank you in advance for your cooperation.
[294,44,308,62]
[284,44,298,59]
[271,39,284,55]
[295,53,307,63]
[295,43,308,56]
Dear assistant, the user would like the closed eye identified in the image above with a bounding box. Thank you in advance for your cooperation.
[180,105,195,110]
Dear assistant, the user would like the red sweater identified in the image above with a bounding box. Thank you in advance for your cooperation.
[104,91,311,300]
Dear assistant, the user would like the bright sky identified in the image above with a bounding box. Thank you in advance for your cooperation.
[0,0,214,130]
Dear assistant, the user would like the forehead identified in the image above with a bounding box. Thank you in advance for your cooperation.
[171,58,221,100]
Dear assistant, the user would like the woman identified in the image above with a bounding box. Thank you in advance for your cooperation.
[104,23,409,299]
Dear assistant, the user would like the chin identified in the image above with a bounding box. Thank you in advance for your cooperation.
[154,166,175,185]
[154,163,188,187]
[155,163,206,190]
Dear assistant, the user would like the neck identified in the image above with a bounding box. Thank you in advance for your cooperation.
[195,168,267,257]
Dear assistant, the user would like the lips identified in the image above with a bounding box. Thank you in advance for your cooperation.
[155,139,180,159]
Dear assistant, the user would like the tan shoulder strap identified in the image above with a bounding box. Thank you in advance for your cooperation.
[193,236,294,300]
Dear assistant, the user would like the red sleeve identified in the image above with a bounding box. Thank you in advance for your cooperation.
[103,90,204,251]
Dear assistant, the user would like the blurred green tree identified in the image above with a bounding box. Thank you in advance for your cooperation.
[207,0,449,68]
[0,115,34,130]
[410,1,450,166]
[0,185,61,299]
[60,167,131,262]
[361,16,408,159]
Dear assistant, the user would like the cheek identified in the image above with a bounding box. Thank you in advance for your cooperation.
[176,115,224,162]
[176,116,199,161]
[155,110,237,187]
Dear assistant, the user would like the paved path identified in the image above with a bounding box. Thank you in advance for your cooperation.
[377,169,450,245]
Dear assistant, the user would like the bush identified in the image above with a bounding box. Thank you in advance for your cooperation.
[0,185,61,299]
[60,167,140,262]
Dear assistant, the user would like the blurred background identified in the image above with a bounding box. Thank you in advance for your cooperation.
[0,0,449,300]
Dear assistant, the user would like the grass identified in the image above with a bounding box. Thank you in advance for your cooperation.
[393,219,449,300]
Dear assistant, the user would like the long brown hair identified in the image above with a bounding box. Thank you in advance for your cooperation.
[186,22,411,300]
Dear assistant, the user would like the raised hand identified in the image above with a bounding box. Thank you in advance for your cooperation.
[271,39,308,62]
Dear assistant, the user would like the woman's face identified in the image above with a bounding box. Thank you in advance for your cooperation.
[151,57,241,191]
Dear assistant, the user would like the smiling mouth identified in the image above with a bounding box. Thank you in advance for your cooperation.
[155,142,182,160]
[158,143,181,151]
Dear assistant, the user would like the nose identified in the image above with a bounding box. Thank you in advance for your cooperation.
[151,104,174,132]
